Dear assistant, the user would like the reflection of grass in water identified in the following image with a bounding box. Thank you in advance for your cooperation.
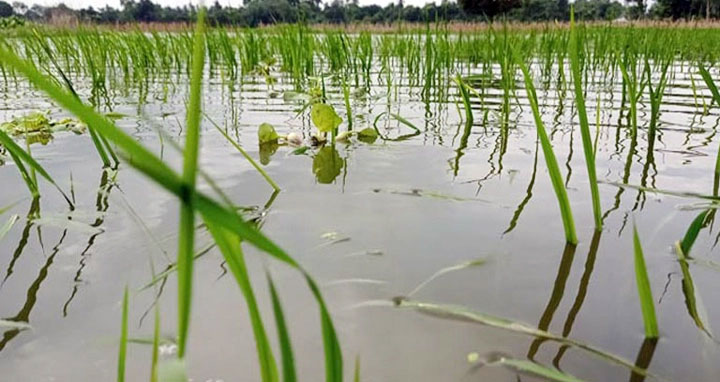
[1,8,344,382]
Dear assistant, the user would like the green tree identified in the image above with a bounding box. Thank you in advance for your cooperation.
[0,1,14,17]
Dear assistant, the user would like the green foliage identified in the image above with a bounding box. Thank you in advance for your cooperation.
[632,225,659,338]
[311,103,343,134]
[258,123,280,144]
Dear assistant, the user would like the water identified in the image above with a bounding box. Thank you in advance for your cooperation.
[1,57,719,381]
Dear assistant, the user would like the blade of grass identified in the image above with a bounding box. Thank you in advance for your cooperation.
[569,10,602,231]
[268,273,296,382]
[118,286,129,382]
[176,7,206,358]
[205,219,279,382]
[395,298,652,378]
[632,225,659,338]
[151,304,160,382]
[0,129,73,207]
[680,210,710,257]
[517,59,577,245]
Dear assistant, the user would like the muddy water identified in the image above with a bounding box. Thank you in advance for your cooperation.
[0,60,719,382]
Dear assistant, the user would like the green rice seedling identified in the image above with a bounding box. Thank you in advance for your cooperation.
[632,225,659,338]
[518,58,577,245]
[454,74,474,126]
[698,64,720,195]
[205,220,278,382]
[569,11,602,231]
[1,13,343,382]
[175,10,206,358]
[268,273,296,382]
[478,354,585,382]
[342,78,353,131]
[395,299,653,378]
[151,305,160,382]
[118,286,129,382]
[0,129,74,207]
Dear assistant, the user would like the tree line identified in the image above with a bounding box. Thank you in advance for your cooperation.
[0,0,717,27]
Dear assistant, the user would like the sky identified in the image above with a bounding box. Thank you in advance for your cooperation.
[13,0,443,10]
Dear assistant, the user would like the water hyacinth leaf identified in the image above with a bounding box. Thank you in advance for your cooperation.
[311,103,343,133]
[394,299,651,377]
[632,225,659,338]
[313,146,344,184]
[260,142,280,166]
[259,123,280,144]
[357,128,378,144]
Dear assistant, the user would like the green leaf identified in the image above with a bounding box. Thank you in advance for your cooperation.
[268,273,296,382]
[313,146,344,184]
[117,287,129,382]
[311,103,342,133]
[357,128,378,144]
[258,123,280,144]
[680,210,710,257]
[205,220,279,382]
[632,225,659,338]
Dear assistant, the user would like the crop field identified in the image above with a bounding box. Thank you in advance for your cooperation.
[1,13,720,382]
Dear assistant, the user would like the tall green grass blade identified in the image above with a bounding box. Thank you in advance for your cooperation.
[454,75,474,125]
[268,273,296,382]
[353,356,360,382]
[569,10,602,231]
[118,286,129,382]
[697,64,720,196]
[632,225,659,338]
[176,7,206,358]
[343,78,352,130]
[151,305,160,382]
[517,59,577,244]
[205,219,279,382]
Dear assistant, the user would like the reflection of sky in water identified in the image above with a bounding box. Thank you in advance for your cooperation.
[0,60,719,381]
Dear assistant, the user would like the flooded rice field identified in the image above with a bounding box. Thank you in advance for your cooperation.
[1,24,720,381]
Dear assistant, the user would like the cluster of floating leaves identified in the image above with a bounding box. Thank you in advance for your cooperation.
[0,111,87,146]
